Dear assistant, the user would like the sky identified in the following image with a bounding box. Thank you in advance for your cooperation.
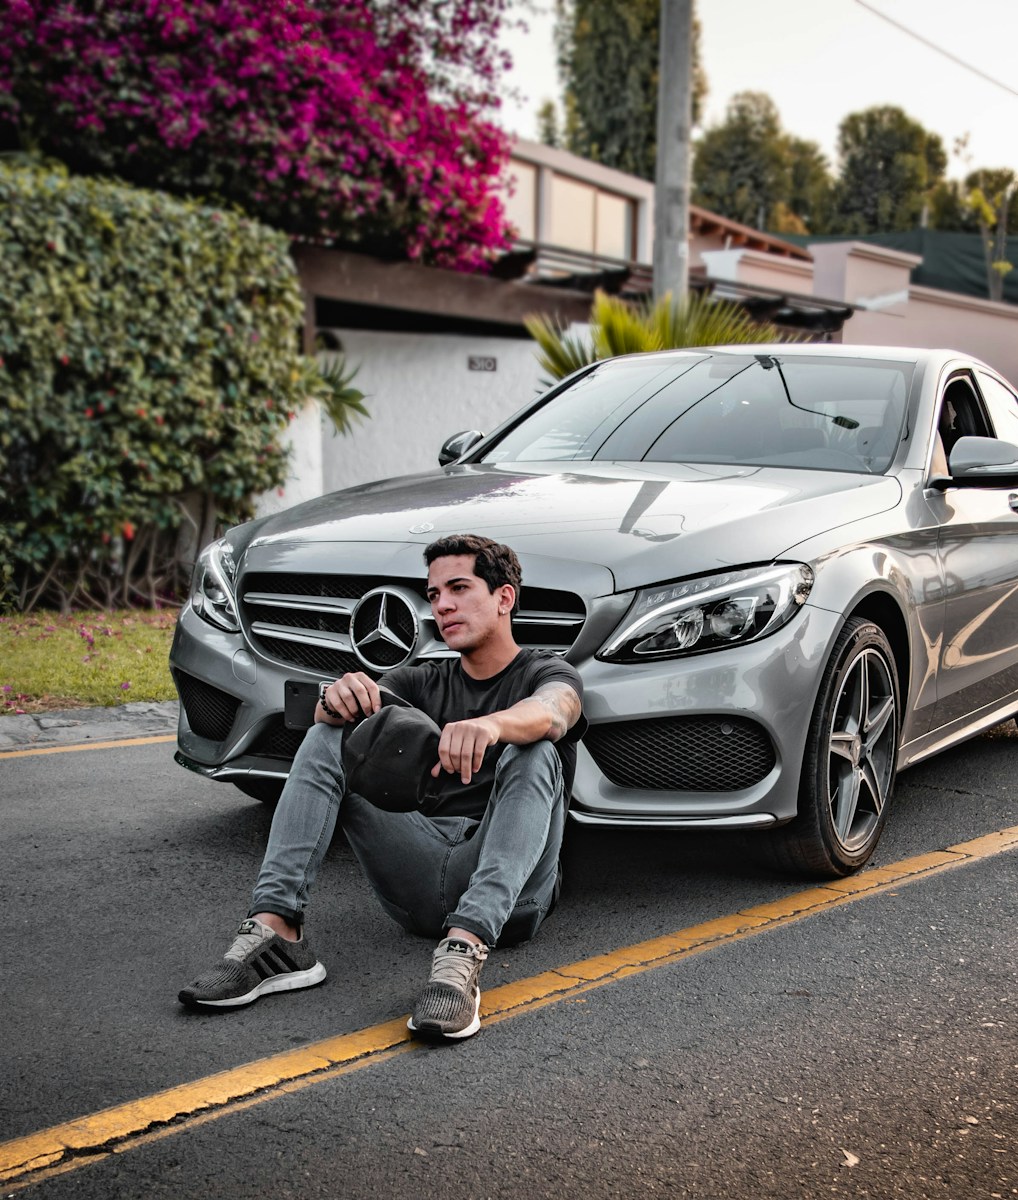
[498,0,1018,181]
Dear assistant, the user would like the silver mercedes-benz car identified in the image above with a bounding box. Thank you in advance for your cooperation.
[171,344,1018,877]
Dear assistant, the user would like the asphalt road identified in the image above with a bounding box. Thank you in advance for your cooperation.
[2,720,1017,1198]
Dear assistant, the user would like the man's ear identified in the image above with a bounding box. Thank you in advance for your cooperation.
[498,584,516,614]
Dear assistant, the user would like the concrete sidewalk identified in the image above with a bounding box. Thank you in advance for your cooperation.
[0,700,179,750]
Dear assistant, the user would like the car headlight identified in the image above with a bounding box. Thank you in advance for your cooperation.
[190,538,240,632]
[599,563,814,662]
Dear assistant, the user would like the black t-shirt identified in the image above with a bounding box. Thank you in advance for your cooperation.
[380,649,586,819]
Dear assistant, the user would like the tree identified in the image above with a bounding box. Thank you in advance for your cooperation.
[554,0,707,182]
[786,136,835,234]
[692,92,791,229]
[536,99,561,148]
[930,169,1018,235]
[831,105,947,234]
[0,0,515,272]
[966,170,1016,302]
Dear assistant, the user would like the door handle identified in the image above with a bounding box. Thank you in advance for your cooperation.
[1010,493,1018,513]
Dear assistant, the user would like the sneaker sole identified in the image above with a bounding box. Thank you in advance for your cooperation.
[179,961,327,1009]
[407,986,481,1040]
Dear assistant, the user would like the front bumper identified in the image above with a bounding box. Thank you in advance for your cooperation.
[171,595,842,829]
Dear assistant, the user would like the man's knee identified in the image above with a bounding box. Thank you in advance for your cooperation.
[285,721,346,794]
[494,740,562,795]
[295,720,343,764]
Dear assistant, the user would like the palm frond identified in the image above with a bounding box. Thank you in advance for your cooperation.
[653,290,783,347]
[591,290,662,358]
[317,354,369,435]
[524,312,597,387]
[526,286,794,383]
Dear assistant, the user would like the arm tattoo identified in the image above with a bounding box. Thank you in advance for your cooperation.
[533,682,582,741]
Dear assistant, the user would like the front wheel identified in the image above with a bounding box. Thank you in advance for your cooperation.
[768,618,900,877]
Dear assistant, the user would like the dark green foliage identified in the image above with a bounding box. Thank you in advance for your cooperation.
[555,0,706,182]
[0,160,326,612]
[831,106,947,234]
[929,170,1018,234]
[785,136,835,234]
[692,93,803,230]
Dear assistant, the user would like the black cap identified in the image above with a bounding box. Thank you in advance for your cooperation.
[341,703,441,812]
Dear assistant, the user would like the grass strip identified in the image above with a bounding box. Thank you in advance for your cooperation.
[0,609,177,714]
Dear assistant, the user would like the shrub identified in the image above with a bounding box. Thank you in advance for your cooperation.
[0,0,514,271]
[525,289,789,385]
[0,159,324,612]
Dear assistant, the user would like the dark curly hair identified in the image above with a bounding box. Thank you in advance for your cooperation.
[424,534,522,615]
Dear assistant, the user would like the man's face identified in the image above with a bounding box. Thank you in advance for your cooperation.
[426,554,508,653]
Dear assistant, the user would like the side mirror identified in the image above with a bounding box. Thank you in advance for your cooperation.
[945,435,1018,486]
[439,430,484,467]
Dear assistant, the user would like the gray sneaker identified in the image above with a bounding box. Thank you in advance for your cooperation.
[407,937,489,1039]
[178,918,326,1009]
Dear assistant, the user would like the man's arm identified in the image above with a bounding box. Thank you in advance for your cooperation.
[433,681,582,785]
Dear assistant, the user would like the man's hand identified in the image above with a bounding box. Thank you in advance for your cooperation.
[431,716,502,785]
[316,672,382,725]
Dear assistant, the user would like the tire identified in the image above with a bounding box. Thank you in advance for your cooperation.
[767,617,899,878]
[233,778,284,805]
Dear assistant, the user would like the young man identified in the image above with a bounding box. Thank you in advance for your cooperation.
[179,534,585,1040]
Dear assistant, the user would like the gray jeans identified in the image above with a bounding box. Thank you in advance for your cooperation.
[249,721,566,948]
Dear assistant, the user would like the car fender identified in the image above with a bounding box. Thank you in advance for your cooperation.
[798,535,941,748]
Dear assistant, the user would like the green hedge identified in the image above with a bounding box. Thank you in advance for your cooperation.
[0,159,325,612]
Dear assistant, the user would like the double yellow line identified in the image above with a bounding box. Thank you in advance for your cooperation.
[3,823,1017,1191]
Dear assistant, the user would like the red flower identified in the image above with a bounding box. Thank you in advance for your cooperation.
[84,407,94,418]
[123,521,136,541]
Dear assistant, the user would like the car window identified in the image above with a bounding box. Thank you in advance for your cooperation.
[937,374,992,456]
[976,371,1018,444]
[481,357,703,463]
[481,353,913,473]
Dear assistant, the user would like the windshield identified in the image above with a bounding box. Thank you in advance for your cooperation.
[481,353,914,474]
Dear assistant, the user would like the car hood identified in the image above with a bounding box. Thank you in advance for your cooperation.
[243,462,902,593]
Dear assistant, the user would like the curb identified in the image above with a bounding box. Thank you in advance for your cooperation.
[0,700,179,751]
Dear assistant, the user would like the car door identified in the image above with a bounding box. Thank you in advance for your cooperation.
[928,369,1018,730]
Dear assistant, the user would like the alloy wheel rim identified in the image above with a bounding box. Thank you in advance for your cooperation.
[826,646,896,853]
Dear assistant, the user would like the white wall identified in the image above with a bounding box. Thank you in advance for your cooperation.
[319,329,546,493]
[253,395,324,519]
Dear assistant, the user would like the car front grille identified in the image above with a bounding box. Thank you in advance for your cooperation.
[174,670,241,742]
[248,719,308,761]
[239,571,585,676]
[584,715,776,792]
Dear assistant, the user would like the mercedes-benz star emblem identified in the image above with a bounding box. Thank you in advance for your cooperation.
[350,588,420,672]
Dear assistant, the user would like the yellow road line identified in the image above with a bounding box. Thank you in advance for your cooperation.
[3,824,1017,1190]
[0,734,176,760]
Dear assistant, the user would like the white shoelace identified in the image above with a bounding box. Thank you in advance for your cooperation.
[430,939,488,988]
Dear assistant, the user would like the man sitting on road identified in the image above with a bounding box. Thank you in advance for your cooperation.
[179,534,585,1040]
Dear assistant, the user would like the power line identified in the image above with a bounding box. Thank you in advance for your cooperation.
[854,0,1018,100]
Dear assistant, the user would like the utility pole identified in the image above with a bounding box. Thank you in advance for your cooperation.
[653,0,693,301]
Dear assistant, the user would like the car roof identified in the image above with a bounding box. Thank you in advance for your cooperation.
[601,344,975,370]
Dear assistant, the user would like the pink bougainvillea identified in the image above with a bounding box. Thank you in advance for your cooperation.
[0,0,515,270]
